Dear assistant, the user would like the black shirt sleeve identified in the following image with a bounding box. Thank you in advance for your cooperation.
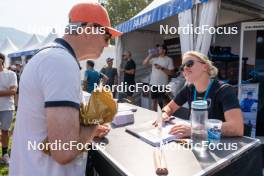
[218,85,241,112]
[173,85,189,106]
[125,60,136,70]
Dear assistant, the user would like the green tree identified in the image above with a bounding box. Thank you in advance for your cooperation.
[104,0,153,27]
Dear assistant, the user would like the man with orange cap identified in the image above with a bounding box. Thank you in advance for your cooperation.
[10,2,122,176]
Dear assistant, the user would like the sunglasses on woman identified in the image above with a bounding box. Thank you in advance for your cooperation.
[179,59,205,71]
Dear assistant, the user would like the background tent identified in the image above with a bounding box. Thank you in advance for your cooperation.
[0,37,18,66]
[21,34,41,51]
[35,31,58,48]
[8,30,58,61]
[8,34,42,59]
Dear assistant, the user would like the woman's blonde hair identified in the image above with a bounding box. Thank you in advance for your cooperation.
[183,51,218,78]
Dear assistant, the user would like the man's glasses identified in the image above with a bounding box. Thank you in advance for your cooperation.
[72,22,112,42]
[179,60,205,72]
[104,30,112,43]
[89,23,112,43]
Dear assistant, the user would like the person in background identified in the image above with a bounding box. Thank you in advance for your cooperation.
[9,65,16,72]
[83,60,108,93]
[14,61,23,83]
[120,51,136,103]
[0,53,17,164]
[101,57,118,97]
[143,44,174,111]
[119,53,127,83]
[161,51,244,138]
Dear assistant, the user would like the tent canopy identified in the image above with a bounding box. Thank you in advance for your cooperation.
[22,34,41,51]
[0,37,18,55]
[116,0,208,33]
[8,31,58,58]
[8,34,41,58]
[117,0,263,34]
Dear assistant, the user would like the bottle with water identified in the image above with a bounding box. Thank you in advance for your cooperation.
[191,100,208,152]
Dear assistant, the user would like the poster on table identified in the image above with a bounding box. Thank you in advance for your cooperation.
[239,83,259,138]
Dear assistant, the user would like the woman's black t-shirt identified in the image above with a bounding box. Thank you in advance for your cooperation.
[173,80,241,122]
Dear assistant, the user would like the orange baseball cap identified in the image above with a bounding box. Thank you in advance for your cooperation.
[69,2,122,38]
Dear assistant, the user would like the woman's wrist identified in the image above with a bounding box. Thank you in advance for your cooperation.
[162,108,170,116]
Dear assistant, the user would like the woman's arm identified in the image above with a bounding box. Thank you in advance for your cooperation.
[222,108,244,136]
[162,100,181,121]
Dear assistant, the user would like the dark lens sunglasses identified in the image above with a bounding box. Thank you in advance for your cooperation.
[80,23,112,42]
[104,30,112,42]
[179,60,205,72]
[91,23,112,42]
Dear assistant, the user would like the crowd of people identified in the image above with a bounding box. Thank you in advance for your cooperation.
[0,2,244,176]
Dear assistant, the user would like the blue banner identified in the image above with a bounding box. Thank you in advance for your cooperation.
[8,49,38,58]
[116,0,195,33]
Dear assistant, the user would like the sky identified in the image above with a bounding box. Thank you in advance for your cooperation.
[0,0,99,36]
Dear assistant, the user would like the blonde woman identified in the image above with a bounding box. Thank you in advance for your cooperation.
[161,51,244,138]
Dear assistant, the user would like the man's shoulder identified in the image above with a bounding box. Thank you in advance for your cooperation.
[33,45,74,64]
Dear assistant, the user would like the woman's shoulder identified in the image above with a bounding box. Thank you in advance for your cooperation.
[212,79,236,95]
[182,82,194,92]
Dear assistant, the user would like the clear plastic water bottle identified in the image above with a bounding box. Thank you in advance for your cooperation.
[191,100,208,152]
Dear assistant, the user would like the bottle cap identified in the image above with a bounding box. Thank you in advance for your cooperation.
[191,100,207,110]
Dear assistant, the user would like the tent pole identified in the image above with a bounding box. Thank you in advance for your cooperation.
[238,24,244,100]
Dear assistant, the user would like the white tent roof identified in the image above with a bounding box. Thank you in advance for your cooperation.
[133,0,171,18]
[0,37,18,55]
[36,31,58,48]
[22,34,41,51]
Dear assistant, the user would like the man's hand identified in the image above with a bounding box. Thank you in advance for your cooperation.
[94,124,111,138]
[169,124,191,138]
[154,64,162,70]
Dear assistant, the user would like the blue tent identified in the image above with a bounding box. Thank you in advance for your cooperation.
[116,0,208,33]
[8,49,38,58]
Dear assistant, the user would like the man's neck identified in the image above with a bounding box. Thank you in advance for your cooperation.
[194,76,210,93]
[63,36,83,60]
